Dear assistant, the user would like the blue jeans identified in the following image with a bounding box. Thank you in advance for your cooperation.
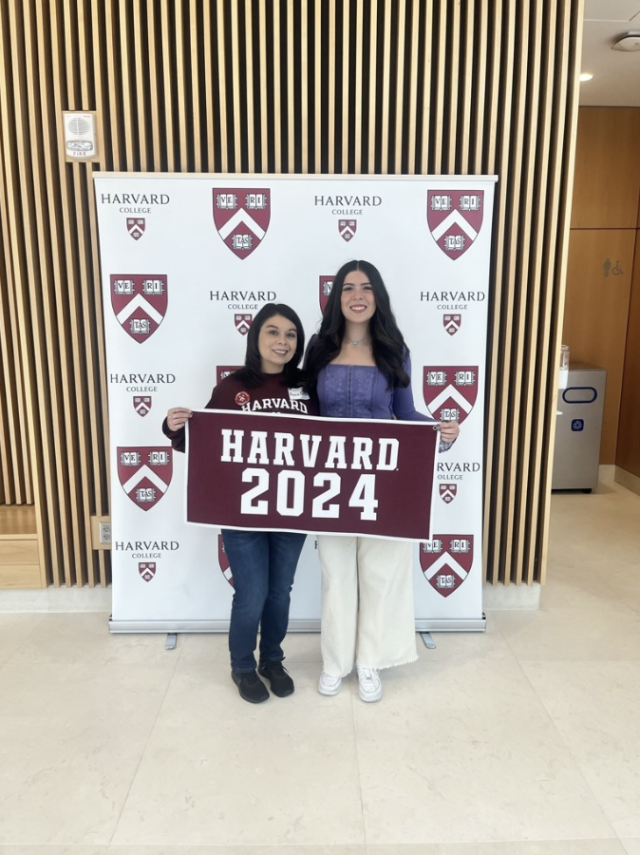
[222,529,307,673]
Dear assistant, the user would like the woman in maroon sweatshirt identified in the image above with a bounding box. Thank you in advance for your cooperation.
[163,303,318,704]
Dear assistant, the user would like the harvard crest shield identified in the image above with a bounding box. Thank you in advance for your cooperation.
[420,535,474,597]
[133,396,152,417]
[127,218,145,240]
[139,562,156,582]
[218,534,234,587]
[110,274,167,343]
[117,446,173,511]
[234,314,252,336]
[423,366,479,425]
[319,275,334,312]
[427,190,484,260]
[338,219,357,242]
[213,188,271,259]
[216,365,243,384]
[439,484,458,504]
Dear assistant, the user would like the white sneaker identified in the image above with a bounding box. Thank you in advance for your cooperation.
[357,665,382,702]
[318,671,342,696]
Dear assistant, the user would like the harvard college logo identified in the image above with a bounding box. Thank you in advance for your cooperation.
[319,275,334,312]
[443,313,462,336]
[110,274,167,343]
[439,483,458,504]
[427,191,484,259]
[216,365,243,384]
[213,189,271,259]
[420,535,474,597]
[235,314,252,336]
[218,535,234,587]
[139,562,156,582]
[127,218,145,240]
[117,447,173,511]
[338,219,357,242]
[133,396,152,417]
[423,366,478,425]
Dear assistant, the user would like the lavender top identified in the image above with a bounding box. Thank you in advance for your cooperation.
[317,358,433,422]
[317,357,454,451]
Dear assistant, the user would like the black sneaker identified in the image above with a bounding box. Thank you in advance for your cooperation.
[258,660,295,697]
[231,669,269,704]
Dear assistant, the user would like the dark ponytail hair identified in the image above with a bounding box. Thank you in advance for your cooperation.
[305,260,410,390]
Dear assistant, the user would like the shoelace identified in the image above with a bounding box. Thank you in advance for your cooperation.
[359,667,377,682]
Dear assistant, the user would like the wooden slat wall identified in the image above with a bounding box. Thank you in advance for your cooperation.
[0,0,584,587]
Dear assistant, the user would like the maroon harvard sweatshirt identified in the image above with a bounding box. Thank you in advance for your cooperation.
[162,371,318,453]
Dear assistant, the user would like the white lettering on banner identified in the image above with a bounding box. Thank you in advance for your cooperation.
[352,437,373,469]
[300,434,322,466]
[273,432,295,466]
[326,436,347,469]
[221,429,245,461]
[219,429,399,471]
[247,431,269,464]
[239,468,380,521]
[241,399,309,414]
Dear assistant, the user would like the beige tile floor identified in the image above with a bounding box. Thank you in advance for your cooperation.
[0,481,639,854]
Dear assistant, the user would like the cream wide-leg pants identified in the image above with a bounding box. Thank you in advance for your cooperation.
[317,534,418,677]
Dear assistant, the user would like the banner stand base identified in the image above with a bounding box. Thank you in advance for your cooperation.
[416,614,486,632]
[109,615,486,634]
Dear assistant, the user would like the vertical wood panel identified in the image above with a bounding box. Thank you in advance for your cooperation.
[258,0,269,173]
[418,1,433,173]
[483,0,514,584]
[563,229,635,463]
[286,0,295,174]
[0,0,585,590]
[313,0,321,173]
[393,0,407,175]
[379,0,392,173]
[340,0,349,173]
[353,0,363,173]
[272,0,283,172]
[367,0,378,174]
[522,0,561,583]
[571,108,640,229]
[300,0,309,174]
[202,1,214,171]
[215,0,229,172]
[538,0,584,584]
[617,230,640,478]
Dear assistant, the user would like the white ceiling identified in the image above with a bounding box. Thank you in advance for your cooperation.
[579,0,640,105]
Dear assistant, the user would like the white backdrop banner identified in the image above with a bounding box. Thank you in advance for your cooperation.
[94,174,496,633]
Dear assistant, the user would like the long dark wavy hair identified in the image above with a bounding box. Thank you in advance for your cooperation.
[305,260,410,390]
[233,302,306,389]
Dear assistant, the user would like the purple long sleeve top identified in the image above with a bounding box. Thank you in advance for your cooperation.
[317,356,454,451]
[317,357,434,422]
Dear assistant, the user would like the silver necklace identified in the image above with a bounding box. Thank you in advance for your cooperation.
[347,335,369,346]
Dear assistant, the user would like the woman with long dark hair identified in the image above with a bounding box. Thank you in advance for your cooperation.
[163,303,318,704]
[306,260,459,702]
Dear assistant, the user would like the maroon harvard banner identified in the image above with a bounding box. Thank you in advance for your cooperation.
[186,410,437,540]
